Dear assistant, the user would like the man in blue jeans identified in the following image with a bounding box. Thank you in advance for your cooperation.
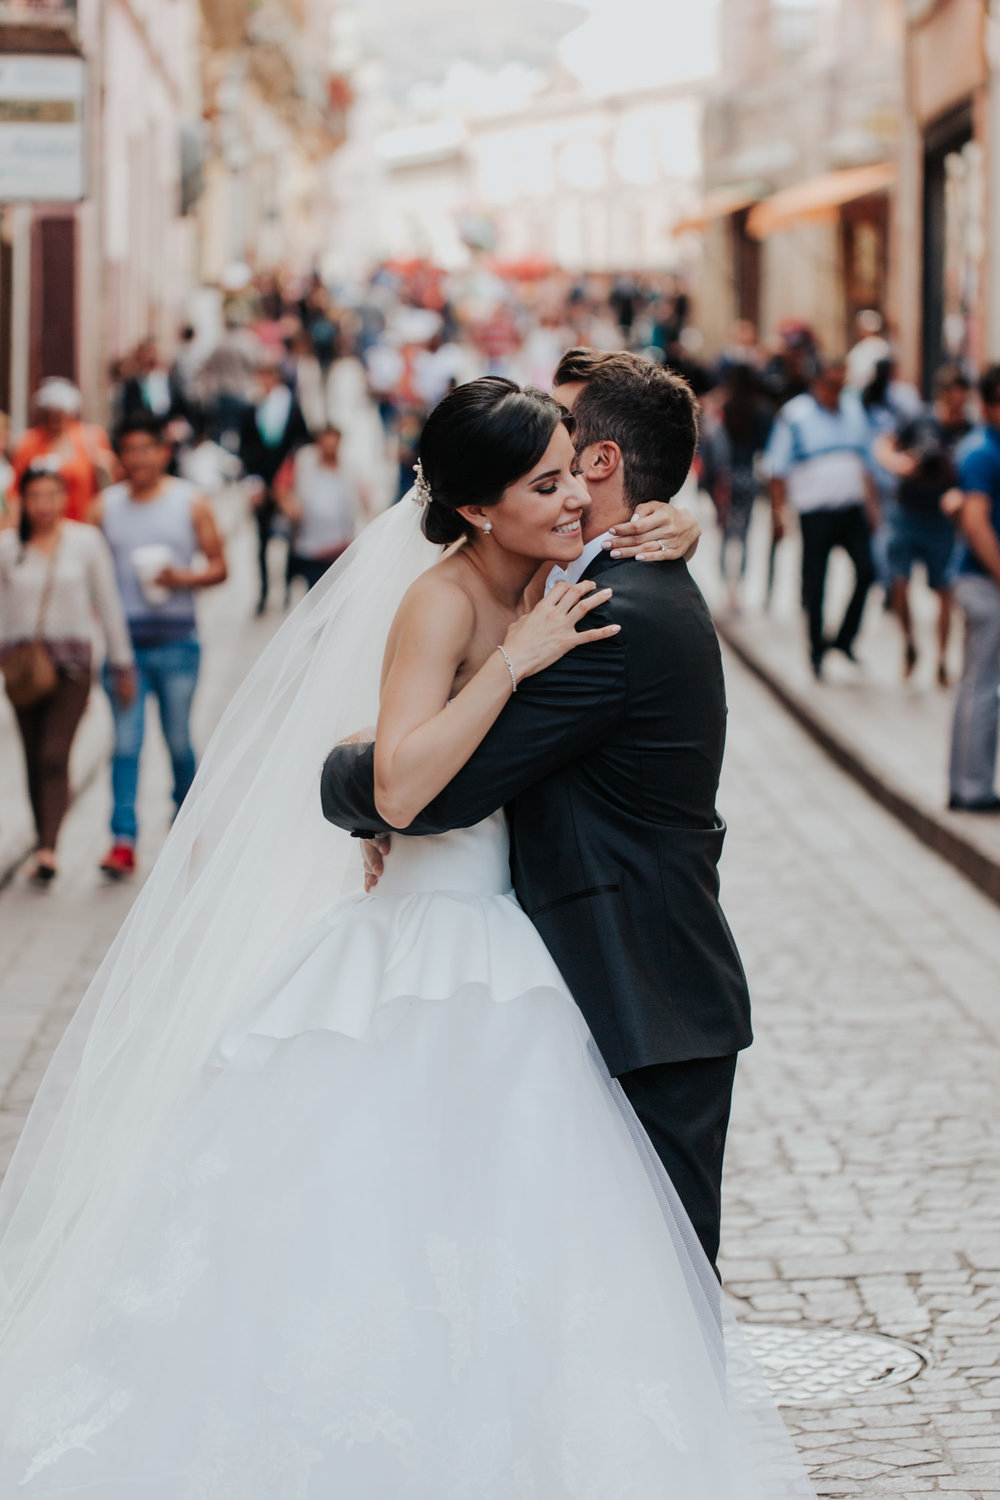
[92,417,227,876]
[949,366,1000,813]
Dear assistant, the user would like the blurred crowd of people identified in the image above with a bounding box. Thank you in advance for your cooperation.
[699,308,1000,813]
[3,259,1000,895]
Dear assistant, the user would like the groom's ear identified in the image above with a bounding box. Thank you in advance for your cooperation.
[578,440,622,482]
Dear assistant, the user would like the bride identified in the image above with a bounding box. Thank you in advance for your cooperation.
[0,377,813,1497]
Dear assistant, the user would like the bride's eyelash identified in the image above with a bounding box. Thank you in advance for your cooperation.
[537,483,558,495]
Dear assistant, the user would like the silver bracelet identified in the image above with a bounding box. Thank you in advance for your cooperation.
[497,644,518,693]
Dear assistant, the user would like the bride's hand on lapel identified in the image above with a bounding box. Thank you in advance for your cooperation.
[606,501,701,562]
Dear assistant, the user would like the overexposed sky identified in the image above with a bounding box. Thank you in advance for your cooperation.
[561,0,718,93]
[365,0,718,104]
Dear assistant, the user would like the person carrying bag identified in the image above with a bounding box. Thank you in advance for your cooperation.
[0,466,135,885]
[1,549,59,708]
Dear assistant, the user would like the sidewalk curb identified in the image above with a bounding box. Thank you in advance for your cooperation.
[716,619,1000,909]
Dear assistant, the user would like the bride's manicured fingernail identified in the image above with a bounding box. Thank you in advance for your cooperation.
[610,549,621,558]
[601,539,613,549]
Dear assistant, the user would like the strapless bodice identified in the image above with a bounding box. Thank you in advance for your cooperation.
[373,810,512,899]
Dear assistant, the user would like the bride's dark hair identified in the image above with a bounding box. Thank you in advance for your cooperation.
[418,377,571,546]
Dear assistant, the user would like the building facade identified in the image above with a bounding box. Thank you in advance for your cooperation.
[329,66,703,280]
[0,0,346,431]
[894,0,997,390]
[686,0,903,360]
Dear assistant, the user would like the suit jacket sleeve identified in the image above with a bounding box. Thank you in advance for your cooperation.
[320,626,627,837]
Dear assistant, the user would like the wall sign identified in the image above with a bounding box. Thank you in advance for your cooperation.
[0,53,84,202]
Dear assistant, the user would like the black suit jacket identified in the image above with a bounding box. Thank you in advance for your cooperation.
[238,396,310,487]
[320,551,752,1077]
[120,373,192,429]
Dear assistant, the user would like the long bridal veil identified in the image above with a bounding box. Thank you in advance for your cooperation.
[0,496,440,1396]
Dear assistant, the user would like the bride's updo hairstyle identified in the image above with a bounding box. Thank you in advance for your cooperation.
[418,377,570,546]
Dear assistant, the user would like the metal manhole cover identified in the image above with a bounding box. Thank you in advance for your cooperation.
[741,1324,927,1406]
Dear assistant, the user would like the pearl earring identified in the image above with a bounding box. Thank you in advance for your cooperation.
[483,522,493,535]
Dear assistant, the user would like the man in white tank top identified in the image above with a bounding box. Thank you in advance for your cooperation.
[91,417,227,878]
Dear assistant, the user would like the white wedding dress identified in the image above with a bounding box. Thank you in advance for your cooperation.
[2,811,813,1498]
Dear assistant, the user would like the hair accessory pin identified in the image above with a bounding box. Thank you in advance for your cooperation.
[412,459,432,507]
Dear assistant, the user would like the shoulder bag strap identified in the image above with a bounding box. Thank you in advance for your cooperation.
[34,541,60,640]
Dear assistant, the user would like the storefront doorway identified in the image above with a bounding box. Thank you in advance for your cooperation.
[922,103,979,393]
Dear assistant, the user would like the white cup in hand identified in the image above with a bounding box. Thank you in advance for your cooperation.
[131,544,176,607]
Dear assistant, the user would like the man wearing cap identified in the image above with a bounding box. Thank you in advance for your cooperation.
[10,380,114,525]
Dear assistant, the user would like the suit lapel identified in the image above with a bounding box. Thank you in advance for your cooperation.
[586,550,628,583]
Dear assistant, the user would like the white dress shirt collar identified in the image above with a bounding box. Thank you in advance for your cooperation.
[545,531,613,595]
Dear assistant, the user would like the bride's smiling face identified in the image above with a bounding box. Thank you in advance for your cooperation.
[462,423,590,564]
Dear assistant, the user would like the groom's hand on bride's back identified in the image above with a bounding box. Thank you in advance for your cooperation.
[604,501,700,562]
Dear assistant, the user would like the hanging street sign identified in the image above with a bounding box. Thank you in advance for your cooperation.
[0,51,84,201]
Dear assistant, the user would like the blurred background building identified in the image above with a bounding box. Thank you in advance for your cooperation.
[682,0,901,359]
[1,0,1000,425]
[0,0,350,428]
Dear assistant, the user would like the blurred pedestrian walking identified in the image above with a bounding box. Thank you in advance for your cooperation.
[283,326,329,433]
[93,417,227,876]
[876,364,972,684]
[276,425,372,592]
[120,338,195,445]
[238,356,309,614]
[701,365,772,613]
[10,380,114,526]
[766,359,879,677]
[198,318,258,451]
[0,467,134,884]
[948,366,1000,813]
[845,309,891,393]
[859,357,923,593]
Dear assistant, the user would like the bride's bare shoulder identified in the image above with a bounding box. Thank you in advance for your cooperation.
[387,561,477,654]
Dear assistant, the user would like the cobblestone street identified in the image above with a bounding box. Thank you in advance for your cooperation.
[0,538,998,1495]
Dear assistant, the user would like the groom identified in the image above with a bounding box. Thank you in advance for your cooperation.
[321,350,751,1272]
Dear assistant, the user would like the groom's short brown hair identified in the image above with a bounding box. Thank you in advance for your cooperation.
[554,348,698,507]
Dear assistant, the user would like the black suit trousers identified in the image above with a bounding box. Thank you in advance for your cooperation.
[618,1053,738,1274]
[799,504,875,658]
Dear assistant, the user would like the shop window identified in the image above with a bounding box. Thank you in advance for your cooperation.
[841,194,889,342]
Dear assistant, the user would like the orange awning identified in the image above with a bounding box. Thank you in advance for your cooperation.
[746,163,896,239]
[672,182,767,236]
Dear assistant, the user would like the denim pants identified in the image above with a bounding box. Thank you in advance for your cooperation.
[103,638,200,840]
[949,574,1000,802]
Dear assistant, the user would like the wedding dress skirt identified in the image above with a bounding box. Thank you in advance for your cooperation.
[2,814,811,1498]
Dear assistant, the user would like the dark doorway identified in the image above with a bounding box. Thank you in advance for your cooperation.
[731,207,761,333]
[29,212,77,395]
[841,192,889,346]
[922,103,975,396]
[0,234,13,417]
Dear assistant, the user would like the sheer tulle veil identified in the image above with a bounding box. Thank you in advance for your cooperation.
[0,496,440,1393]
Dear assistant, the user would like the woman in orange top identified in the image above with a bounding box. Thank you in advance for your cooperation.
[8,379,114,528]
